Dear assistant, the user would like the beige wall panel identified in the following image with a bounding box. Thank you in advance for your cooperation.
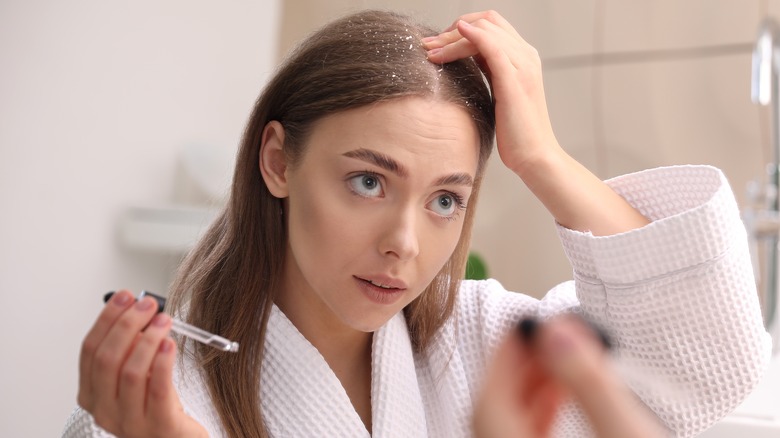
[650,54,764,208]
[278,0,363,59]
[460,0,597,58]
[769,0,780,17]
[361,0,468,30]
[599,54,765,208]
[544,66,599,173]
[470,67,596,298]
[595,63,665,179]
[278,0,469,60]
[602,1,761,53]
[471,153,572,298]
[763,0,780,19]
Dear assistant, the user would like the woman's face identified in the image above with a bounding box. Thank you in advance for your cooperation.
[275,97,480,334]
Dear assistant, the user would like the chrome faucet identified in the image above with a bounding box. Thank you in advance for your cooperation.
[748,18,780,353]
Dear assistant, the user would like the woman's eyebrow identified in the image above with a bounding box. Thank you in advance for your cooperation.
[342,148,408,177]
[342,148,473,187]
[434,173,473,187]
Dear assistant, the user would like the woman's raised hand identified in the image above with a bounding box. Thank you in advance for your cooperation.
[423,10,559,174]
[77,290,207,438]
[424,11,649,236]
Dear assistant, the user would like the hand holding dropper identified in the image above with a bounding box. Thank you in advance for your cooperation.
[103,291,239,353]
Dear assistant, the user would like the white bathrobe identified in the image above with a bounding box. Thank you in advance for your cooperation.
[63,165,772,437]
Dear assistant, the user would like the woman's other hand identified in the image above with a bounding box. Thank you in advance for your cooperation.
[472,323,562,438]
[77,290,207,438]
[423,11,649,236]
[473,316,667,438]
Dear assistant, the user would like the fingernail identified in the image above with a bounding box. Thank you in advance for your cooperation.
[427,48,442,56]
[421,36,437,44]
[548,328,576,355]
[593,325,612,350]
[110,292,131,307]
[138,290,166,314]
[459,20,472,28]
[517,317,538,343]
[135,297,154,311]
[151,313,170,327]
[159,338,173,353]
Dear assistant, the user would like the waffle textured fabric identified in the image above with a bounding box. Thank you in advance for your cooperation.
[63,165,772,438]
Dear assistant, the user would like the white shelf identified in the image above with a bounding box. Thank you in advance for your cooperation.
[118,205,219,253]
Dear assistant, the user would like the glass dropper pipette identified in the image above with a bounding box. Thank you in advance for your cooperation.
[103,291,239,353]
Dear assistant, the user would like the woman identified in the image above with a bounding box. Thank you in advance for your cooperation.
[64,9,770,438]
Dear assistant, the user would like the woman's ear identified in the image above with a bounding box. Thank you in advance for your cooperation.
[259,121,289,198]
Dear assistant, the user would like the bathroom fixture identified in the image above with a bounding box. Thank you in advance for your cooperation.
[746,18,780,354]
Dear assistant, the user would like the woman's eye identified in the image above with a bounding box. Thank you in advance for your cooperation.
[429,193,462,217]
[348,173,383,197]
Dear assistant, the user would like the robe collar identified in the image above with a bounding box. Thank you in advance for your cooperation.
[261,305,428,437]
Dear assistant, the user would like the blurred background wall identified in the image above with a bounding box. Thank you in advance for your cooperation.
[0,0,776,436]
[0,1,280,435]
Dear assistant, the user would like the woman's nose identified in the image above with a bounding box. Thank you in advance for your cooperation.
[378,208,420,261]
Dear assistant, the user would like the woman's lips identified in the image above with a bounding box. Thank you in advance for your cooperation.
[355,275,408,290]
[354,276,407,305]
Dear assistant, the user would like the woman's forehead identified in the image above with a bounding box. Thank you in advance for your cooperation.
[295,99,481,182]
[307,97,481,160]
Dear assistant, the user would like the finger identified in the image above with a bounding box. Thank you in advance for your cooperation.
[426,36,479,64]
[519,355,550,405]
[78,290,135,409]
[458,19,529,73]
[422,27,464,50]
[443,10,521,39]
[482,335,530,407]
[426,9,523,46]
[515,318,562,400]
[539,319,668,438]
[428,21,512,70]
[456,19,540,106]
[473,334,532,438]
[527,379,566,437]
[537,317,611,397]
[91,296,160,410]
[426,18,524,66]
[511,325,563,438]
[146,337,180,428]
[117,313,172,428]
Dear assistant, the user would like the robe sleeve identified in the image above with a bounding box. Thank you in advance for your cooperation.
[61,406,116,438]
[553,165,771,437]
[457,165,770,437]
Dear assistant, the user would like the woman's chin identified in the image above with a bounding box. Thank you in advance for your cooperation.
[342,309,400,333]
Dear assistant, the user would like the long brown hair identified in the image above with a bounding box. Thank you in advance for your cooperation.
[168,9,495,437]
